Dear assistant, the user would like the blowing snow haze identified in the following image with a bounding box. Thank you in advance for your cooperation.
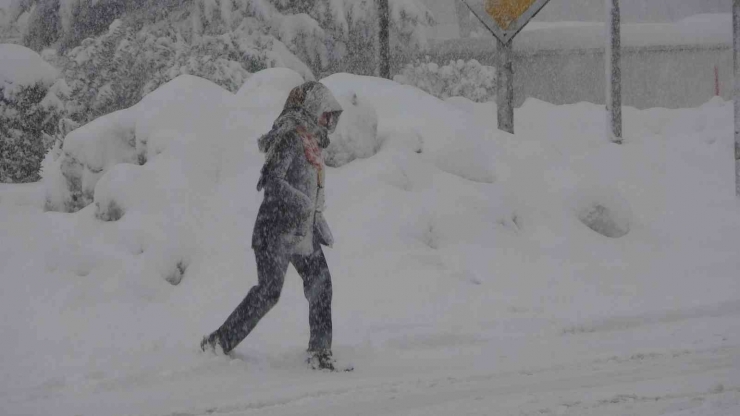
[1,0,739,414]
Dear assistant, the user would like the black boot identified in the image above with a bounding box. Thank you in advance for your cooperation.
[200,332,226,355]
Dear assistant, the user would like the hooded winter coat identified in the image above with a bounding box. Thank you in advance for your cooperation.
[252,82,343,256]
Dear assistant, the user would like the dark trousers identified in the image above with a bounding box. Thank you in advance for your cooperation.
[214,240,333,354]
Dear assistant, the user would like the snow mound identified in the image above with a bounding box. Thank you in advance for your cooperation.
[45,75,233,213]
[323,88,380,167]
[237,67,304,101]
[44,110,139,211]
[322,74,501,181]
[574,188,632,239]
[434,136,497,183]
[43,75,242,285]
[0,44,58,95]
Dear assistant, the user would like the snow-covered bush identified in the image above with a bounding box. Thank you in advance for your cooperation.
[0,44,65,183]
[43,74,233,213]
[394,58,497,103]
[324,89,379,167]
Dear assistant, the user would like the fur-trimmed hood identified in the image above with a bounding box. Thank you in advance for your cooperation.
[258,82,343,154]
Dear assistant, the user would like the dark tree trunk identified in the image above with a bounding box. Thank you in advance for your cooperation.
[378,0,390,79]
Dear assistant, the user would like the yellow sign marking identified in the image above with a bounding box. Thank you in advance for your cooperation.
[485,0,538,30]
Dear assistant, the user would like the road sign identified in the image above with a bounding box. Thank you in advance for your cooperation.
[460,0,552,44]
[458,0,552,133]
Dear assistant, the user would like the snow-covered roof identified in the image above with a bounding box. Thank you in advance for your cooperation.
[0,44,58,92]
[434,13,732,55]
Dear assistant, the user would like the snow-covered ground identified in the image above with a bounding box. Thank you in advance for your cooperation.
[1,71,739,416]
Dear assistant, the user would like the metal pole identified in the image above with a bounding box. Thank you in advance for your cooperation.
[605,0,622,144]
[734,0,740,196]
[715,65,720,96]
[497,39,514,134]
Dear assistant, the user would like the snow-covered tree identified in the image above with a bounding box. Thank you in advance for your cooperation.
[5,0,127,50]
[5,0,433,135]
[0,0,25,43]
[311,0,434,76]
[394,58,497,103]
[0,44,66,183]
[22,0,62,50]
[58,19,292,124]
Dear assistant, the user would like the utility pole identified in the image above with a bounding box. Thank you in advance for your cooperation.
[378,0,391,79]
[605,0,622,144]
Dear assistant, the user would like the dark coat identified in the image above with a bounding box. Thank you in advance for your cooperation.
[252,82,343,256]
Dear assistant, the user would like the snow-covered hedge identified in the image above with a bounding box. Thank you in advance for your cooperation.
[0,44,65,183]
[394,59,497,103]
[44,74,231,213]
[324,90,379,167]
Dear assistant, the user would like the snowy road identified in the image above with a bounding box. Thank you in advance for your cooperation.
[174,352,737,416]
[155,307,740,416]
[7,295,736,416]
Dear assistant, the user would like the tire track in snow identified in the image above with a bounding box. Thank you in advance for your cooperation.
[562,299,740,335]
[158,345,739,416]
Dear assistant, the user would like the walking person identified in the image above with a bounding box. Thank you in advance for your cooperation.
[201,81,343,370]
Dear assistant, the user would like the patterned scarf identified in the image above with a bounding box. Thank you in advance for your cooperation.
[297,125,324,187]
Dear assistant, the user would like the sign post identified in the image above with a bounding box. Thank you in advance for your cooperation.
[497,39,514,133]
[459,0,553,134]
